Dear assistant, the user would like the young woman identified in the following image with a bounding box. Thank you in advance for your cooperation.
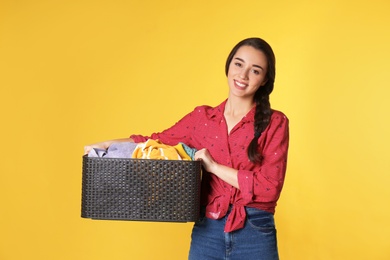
[84,37,289,260]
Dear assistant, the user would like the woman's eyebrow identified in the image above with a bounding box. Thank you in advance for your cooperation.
[234,57,264,71]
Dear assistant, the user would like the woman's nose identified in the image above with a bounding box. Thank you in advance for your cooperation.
[239,69,249,79]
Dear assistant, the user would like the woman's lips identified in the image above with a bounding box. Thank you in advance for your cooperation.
[234,80,248,89]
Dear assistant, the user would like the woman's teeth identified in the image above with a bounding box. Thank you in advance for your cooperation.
[236,81,247,87]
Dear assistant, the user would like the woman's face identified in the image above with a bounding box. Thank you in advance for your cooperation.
[227,45,268,99]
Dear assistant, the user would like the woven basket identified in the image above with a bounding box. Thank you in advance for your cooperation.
[81,155,202,222]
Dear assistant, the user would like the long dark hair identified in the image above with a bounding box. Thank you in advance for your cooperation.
[225,37,276,163]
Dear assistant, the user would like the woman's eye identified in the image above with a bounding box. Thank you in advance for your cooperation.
[251,69,260,75]
[234,62,242,67]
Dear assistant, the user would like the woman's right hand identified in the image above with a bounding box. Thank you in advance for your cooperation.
[84,138,134,155]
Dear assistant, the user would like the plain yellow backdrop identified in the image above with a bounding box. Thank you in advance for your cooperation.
[1,0,389,259]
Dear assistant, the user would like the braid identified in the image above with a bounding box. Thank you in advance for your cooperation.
[247,91,272,163]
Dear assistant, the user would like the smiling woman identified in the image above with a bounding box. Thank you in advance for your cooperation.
[85,37,289,260]
[2,0,390,259]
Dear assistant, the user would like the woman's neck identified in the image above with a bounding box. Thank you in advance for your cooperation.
[224,97,255,117]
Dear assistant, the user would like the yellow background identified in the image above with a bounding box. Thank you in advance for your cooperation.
[1,0,389,259]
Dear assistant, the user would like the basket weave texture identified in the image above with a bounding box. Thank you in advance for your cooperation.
[81,155,202,222]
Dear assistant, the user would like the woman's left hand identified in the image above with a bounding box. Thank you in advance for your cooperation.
[194,148,218,173]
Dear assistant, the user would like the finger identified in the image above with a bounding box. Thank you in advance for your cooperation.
[84,146,91,155]
[194,153,201,160]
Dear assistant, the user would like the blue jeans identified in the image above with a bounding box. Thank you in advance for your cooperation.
[188,207,279,260]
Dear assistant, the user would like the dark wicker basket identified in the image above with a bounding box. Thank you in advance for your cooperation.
[81,155,202,222]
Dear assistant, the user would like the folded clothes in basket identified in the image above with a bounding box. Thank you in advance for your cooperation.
[88,142,137,158]
[88,139,197,160]
[132,139,197,160]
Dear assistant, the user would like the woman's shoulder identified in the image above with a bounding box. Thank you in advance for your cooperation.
[192,104,213,112]
[271,109,289,125]
[191,100,226,117]
[271,109,288,119]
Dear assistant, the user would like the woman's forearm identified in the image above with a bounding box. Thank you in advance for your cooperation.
[210,163,239,189]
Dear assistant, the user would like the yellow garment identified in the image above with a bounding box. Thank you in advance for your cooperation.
[173,143,192,160]
[132,139,191,160]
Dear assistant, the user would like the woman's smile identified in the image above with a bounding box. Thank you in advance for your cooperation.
[234,79,248,89]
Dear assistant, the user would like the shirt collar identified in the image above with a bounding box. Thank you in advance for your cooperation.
[207,99,256,124]
[207,99,227,120]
